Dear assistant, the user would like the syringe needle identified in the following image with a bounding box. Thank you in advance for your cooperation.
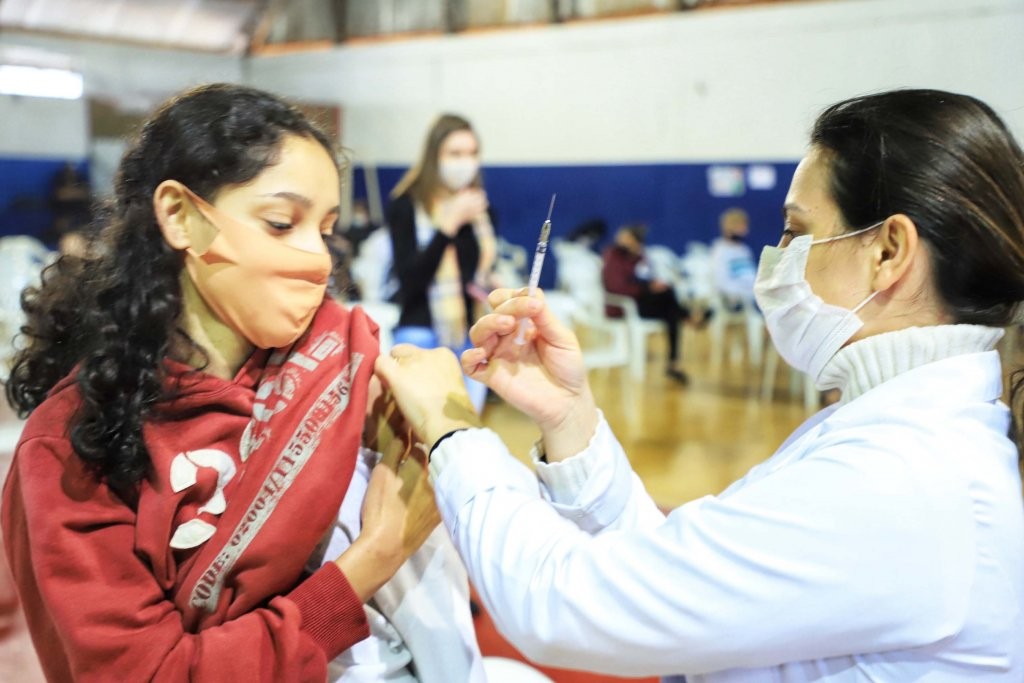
[514,194,556,345]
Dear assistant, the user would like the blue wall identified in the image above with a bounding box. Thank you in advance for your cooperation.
[0,157,90,245]
[3,157,795,278]
[358,161,796,288]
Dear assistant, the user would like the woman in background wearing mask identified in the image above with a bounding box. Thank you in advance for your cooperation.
[386,114,497,356]
[2,84,466,682]
[376,89,1024,681]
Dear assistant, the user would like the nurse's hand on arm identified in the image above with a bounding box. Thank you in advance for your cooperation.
[374,345,482,447]
[461,288,599,461]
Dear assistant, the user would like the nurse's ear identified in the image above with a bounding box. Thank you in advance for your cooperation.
[153,180,193,251]
[870,214,919,292]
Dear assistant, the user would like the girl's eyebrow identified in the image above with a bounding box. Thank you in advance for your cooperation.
[260,191,340,215]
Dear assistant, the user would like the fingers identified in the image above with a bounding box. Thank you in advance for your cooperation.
[520,296,576,350]
[467,311,519,349]
[486,287,524,310]
[484,287,548,312]
[374,352,400,389]
[468,289,577,366]
[388,343,420,359]
[366,374,384,407]
[395,443,426,496]
[374,345,474,445]
[460,347,490,379]
[375,423,407,471]
[487,294,543,319]
[366,455,401,495]
[485,290,575,350]
[375,344,453,387]
[369,443,434,516]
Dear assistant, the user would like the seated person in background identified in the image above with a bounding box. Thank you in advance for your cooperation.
[45,161,93,248]
[709,207,757,311]
[325,227,359,301]
[565,217,608,252]
[327,199,386,301]
[602,223,691,384]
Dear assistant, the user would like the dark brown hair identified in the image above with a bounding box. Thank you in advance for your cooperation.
[4,83,336,498]
[811,89,1024,461]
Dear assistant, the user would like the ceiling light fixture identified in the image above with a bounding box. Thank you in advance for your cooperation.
[0,64,84,99]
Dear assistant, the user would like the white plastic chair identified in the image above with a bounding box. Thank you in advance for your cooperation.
[541,290,579,329]
[679,242,714,299]
[708,293,765,369]
[703,238,764,369]
[492,237,528,289]
[350,228,395,303]
[644,244,681,281]
[677,242,714,318]
[619,297,664,380]
[553,241,628,371]
[552,240,661,380]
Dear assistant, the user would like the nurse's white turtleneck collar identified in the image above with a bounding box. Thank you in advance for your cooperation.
[818,324,1004,403]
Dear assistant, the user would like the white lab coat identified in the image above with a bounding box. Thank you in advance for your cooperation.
[430,349,1024,680]
[324,448,486,682]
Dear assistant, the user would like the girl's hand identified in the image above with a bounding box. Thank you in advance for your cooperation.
[439,189,488,236]
[334,429,440,601]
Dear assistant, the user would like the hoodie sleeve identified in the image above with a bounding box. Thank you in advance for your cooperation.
[1,435,369,683]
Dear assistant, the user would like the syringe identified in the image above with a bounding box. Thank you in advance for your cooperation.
[514,193,556,345]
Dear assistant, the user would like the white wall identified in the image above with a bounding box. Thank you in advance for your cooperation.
[249,0,1024,166]
[0,33,242,159]
[2,0,1019,164]
[0,94,88,159]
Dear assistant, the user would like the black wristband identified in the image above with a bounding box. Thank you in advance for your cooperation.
[429,428,469,461]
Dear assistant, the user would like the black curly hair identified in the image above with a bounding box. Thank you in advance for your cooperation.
[4,83,336,499]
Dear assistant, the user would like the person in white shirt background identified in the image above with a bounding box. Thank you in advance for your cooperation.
[373,88,1024,681]
[709,207,757,312]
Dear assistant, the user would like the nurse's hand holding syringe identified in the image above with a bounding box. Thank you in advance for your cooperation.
[460,281,599,462]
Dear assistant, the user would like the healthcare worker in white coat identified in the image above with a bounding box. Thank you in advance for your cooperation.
[375,89,1024,681]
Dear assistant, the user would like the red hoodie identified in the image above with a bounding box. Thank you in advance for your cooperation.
[2,301,378,682]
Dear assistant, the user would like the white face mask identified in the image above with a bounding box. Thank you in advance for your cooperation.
[438,158,479,191]
[753,223,882,388]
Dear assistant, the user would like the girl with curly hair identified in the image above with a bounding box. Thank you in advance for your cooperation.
[2,83,470,682]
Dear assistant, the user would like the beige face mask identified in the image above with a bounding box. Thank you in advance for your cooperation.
[181,187,331,349]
